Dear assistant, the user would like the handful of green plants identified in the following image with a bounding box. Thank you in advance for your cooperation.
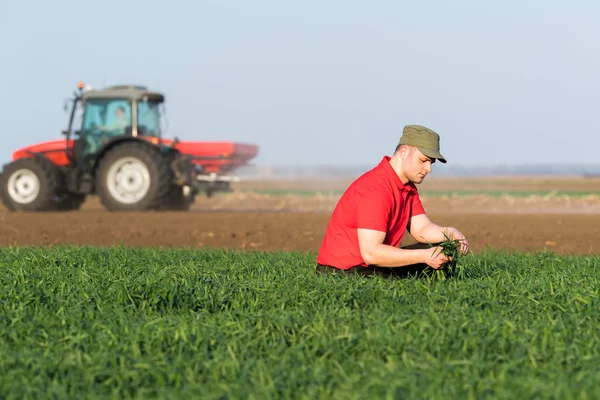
[425,231,468,280]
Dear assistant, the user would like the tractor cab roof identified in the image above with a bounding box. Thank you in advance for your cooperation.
[82,85,164,102]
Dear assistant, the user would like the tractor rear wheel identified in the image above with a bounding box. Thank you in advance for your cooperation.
[0,157,60,211]
[95,141,172,211]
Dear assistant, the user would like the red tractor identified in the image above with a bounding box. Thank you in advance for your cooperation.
[0,82,259,212]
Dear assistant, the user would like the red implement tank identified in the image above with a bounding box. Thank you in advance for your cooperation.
[163,139,259,174]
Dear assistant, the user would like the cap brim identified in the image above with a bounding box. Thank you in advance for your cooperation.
[418,147,447,163]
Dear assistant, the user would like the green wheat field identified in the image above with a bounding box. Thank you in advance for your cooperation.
[1,246,599,399]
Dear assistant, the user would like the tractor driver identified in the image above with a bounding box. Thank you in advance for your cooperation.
[85,106,130,156]
[315,125,471,279]
[97,106,130,134]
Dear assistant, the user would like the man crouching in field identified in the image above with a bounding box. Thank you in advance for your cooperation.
[316,125,470,279]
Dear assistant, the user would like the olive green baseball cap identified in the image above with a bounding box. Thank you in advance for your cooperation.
[398,125,447,163]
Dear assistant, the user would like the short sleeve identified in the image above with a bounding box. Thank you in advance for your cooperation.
[410,191,426,217]
[355,183,392,232]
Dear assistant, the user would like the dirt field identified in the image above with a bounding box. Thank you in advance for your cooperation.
[1,177,599,255]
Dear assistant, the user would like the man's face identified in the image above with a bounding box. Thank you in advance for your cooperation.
[401,145,435,184]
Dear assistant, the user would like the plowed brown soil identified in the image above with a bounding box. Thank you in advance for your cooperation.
[1,176,599,255]
[0,209,598,255]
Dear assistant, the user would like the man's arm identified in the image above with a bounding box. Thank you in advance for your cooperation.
[408,214,470,254]
[357,228,449,269]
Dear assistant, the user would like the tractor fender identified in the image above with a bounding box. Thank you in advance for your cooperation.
[9,150,52,165]
[1,151,57,175]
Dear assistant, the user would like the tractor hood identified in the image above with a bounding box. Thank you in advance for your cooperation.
[11,139,74,167]
[13,139,70,156]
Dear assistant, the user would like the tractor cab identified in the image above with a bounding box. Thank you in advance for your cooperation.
[65,83,166,164]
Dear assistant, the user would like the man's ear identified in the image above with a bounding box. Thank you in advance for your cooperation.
[399,145,408,159]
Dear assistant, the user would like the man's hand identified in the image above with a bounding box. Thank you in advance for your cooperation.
[444,227,470,255]
[409,215,471,255]
[423,246,451,269]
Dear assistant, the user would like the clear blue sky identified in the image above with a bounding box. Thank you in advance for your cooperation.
[1,0,597,168]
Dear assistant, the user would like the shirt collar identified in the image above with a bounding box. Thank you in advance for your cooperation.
[380,156,417,192]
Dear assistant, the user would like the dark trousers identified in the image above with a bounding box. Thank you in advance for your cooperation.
[315,242,434,280]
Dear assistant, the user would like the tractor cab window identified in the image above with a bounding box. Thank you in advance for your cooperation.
[137,100,162,138]
[82,99,133,137]
[80,99,133,158]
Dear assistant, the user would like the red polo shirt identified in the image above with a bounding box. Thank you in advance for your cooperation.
[316,156,426,270]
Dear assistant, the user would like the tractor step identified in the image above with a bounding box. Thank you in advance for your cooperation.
[78,173,94,193]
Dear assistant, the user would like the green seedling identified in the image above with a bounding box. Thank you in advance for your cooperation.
[422,230,467,280]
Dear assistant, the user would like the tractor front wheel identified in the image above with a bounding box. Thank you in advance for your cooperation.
[95,142,172,211]
[0,157,60,211]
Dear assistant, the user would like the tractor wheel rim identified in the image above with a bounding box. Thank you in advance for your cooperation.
[106,157,151,204]
[7,168,41,204]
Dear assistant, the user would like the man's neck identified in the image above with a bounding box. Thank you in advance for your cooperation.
[388,154,409,185]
